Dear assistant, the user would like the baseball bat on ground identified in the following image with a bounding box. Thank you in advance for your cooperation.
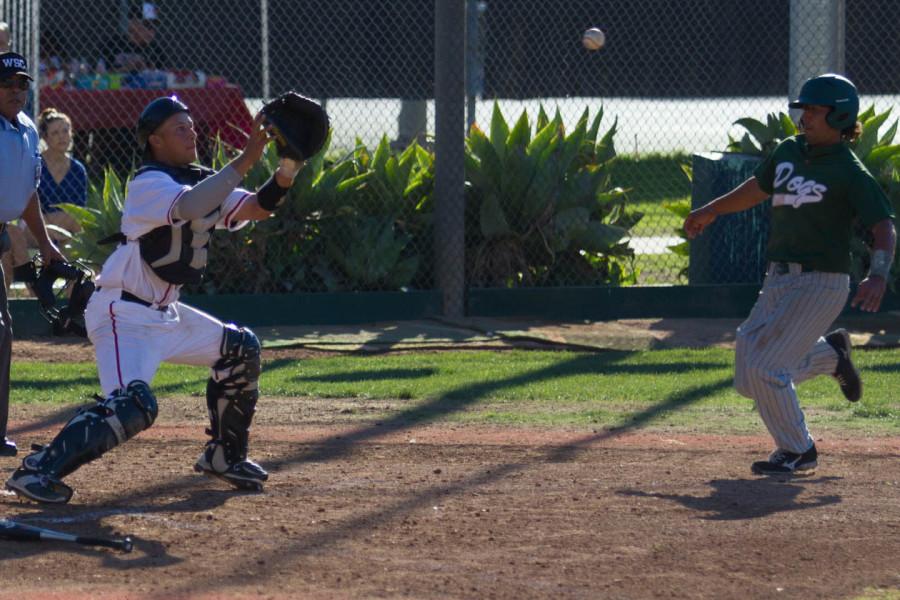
[0,518,133,553]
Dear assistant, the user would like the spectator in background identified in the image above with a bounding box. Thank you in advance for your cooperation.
[35,108,87,231]
[0,22,10,52]
[103,1,169,72]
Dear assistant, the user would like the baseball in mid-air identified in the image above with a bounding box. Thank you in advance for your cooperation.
[582,27,606,51]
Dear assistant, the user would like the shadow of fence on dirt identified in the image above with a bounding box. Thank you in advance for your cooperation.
[6,403,89,438]
[617,476,843,520]
[164,360,735,596]
[0,484,247,565]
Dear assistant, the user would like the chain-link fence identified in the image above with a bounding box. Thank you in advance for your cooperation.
[4,0,900,296]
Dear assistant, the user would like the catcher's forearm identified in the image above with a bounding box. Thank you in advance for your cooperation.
[256,175,292,211]
[173,165,243,221]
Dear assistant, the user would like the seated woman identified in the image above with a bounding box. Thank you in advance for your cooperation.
[35,107,87,233]
[5,108,87,288]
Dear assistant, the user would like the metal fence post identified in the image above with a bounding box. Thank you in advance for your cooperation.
[465,0,485,132]
[261,0,269,100]
[789,0,846,99]
[434,0,466,318]
[1,0,38,115]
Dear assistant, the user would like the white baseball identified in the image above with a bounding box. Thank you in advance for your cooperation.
[582,28,606,51]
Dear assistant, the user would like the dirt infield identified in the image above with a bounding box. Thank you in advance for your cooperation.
[1,397,899,600]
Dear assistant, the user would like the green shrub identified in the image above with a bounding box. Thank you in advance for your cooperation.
[465,103,640,287]
[60,104,641,293]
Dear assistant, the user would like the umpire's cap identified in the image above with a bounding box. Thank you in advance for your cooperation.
[0,52,33,80]
[789,74,859,130]
[137,95,190,151]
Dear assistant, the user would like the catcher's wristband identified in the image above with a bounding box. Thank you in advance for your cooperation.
[869,249,892,279]
[256,175,291,211]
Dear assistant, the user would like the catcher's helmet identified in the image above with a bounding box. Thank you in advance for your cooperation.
[136,95,190,150]
[789,74,859,130]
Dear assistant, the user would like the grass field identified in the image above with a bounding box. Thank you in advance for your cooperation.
[11,347,900,436]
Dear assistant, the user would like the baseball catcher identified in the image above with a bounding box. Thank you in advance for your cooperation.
[6,94,310,504]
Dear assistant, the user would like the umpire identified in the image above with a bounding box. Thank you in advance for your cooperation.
[0,52,66,456]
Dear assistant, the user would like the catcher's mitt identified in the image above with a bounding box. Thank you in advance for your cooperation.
[28,257,95,337]
[261,91,330,161]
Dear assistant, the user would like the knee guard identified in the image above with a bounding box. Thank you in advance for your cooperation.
[204,325,261,470]
[23,380,158,480]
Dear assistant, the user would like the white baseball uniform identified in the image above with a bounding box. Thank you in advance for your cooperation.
[84,169,252,395]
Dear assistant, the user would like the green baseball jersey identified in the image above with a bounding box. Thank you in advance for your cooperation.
[754,135,895,273]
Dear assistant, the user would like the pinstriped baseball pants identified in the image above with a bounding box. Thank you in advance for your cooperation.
[734,264,849,454]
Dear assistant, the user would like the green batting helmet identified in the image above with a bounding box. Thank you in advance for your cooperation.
[789,74,859,130]
[136,95,190,150]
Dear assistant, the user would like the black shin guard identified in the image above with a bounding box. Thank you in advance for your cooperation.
[23,381,158,479]
[204,325,261,469]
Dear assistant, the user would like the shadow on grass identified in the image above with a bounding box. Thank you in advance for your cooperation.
[274,353,729,387]
[864,364,900,374]
[11,376,99,392]
[618,476,842,520]
[295,367,437,384]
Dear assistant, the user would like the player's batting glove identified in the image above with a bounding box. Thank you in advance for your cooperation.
[261,92,330,161]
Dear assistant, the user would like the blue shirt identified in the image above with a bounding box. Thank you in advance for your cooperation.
[38,157,88,212]
[0,112,41,223]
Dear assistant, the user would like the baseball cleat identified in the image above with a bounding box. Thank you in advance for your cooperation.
[5,467,74,504]
[0,437,16,457]
[751,444,818,476]
[825,329,861,402]
[194,451,268,492]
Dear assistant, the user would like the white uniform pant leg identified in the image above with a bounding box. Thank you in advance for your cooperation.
[734,270,849,454]
[792,337,840,384]
[86,294,228,397]
[160,302,229,367]
[86,291,166,396]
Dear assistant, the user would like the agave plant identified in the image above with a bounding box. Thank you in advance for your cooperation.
[465,102,639,287]
[309,136,433,291]
[56,167,127,270]
[725,112,797,155]
[204,133,433,293]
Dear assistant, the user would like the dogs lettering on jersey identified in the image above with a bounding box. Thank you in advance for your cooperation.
[772,162,827,208]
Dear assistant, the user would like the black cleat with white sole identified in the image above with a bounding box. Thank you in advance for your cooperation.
[5,467,74,504]
[195,445,268,492]
[751,445,818,476]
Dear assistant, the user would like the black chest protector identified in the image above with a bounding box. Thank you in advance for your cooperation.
[134,162,222,285]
